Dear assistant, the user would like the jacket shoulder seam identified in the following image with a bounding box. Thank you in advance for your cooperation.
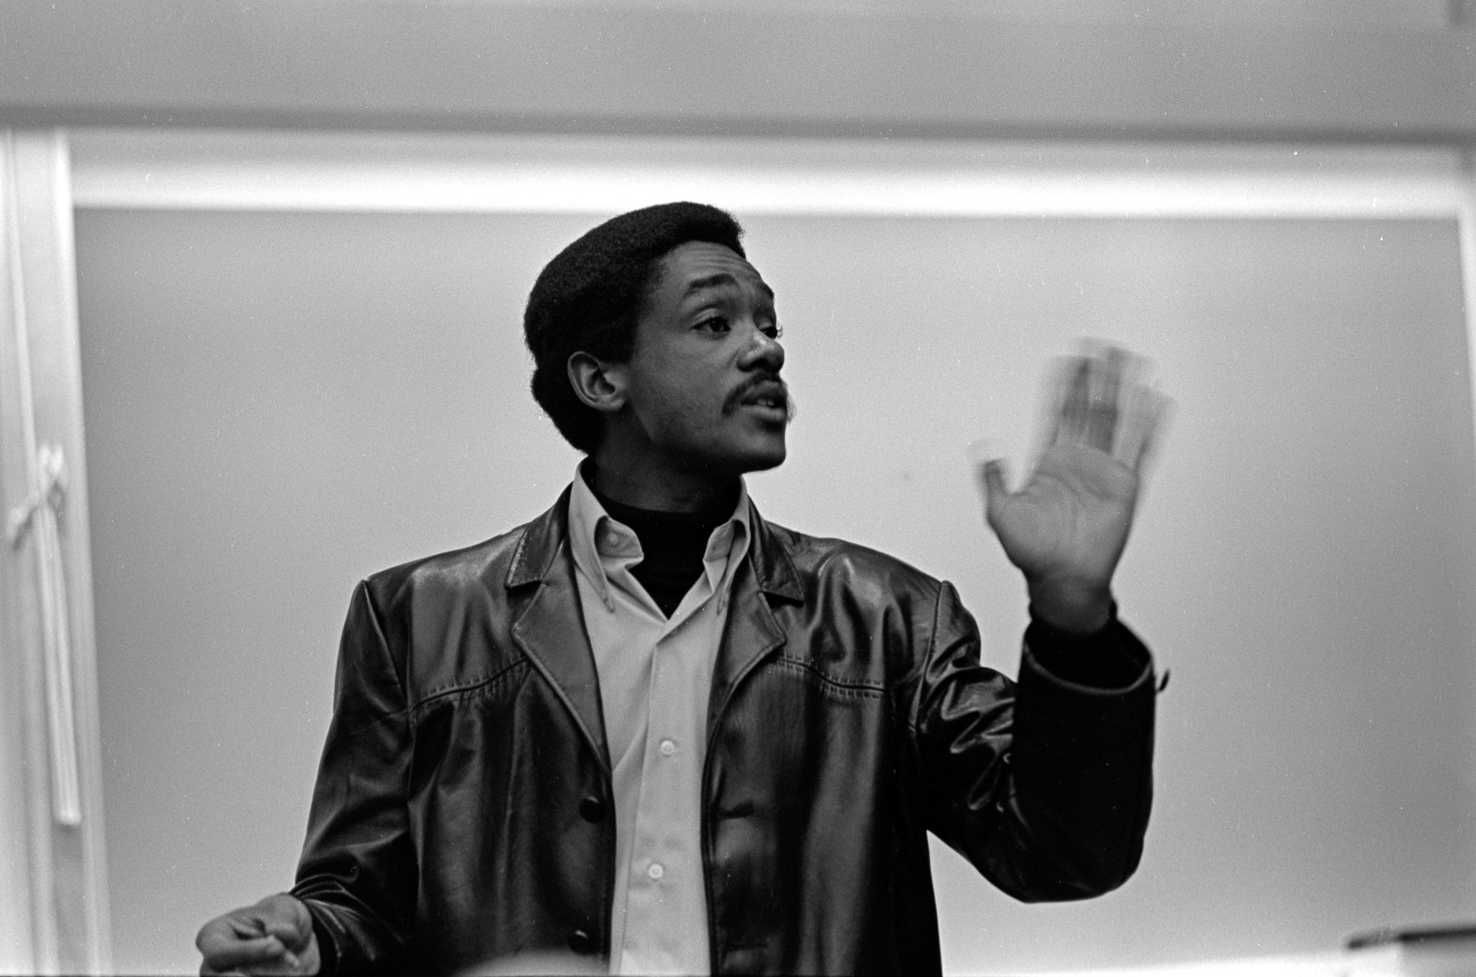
[894,576,949,741]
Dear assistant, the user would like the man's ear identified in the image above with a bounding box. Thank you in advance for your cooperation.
[567,351,628,414]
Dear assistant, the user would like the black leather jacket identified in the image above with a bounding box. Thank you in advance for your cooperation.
[292,488,1157,975]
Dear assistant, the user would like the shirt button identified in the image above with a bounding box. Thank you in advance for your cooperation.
[659,738,677,757]
[567,929,597,955]
[578,796,607,822]
[647,862,664,880]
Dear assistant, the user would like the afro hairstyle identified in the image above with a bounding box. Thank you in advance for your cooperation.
[523,201,746,454]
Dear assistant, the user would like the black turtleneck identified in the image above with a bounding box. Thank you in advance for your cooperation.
[591,480,740,619]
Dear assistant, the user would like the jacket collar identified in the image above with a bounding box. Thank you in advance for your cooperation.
[740,499,803,603]
[507,484,803,603]
[506,485,574,588]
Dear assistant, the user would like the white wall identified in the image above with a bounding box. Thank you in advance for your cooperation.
[73,194,1476,971]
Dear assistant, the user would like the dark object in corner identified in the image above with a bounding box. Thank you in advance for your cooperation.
[1347,922,1476,950]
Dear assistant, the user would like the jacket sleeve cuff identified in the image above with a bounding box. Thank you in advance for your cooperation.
[1025,603,1152,691]
[295,895,343,977]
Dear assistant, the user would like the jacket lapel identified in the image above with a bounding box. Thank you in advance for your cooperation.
[505,490,803,769]
[507,488,612,775]
[707,503,804,737]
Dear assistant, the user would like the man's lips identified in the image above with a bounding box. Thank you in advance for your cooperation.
[727,378,789,416]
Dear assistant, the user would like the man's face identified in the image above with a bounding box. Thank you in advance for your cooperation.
[613,240,789,476]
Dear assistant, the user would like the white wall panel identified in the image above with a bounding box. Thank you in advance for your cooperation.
[74,195,1475,972]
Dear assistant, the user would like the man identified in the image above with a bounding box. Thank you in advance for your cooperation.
[197,202,1165,976]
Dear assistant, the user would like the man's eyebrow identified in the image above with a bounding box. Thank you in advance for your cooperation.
[684,272,775,300]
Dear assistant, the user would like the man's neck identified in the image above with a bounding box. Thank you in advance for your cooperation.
[586,453,741,515]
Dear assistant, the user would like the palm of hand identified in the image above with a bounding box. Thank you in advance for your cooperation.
[988,442,1138,591]
[977,344,1168,628]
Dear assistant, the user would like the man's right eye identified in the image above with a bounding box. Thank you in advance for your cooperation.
[696,316,731,333]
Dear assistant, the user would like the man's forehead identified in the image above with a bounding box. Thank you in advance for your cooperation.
[660,241,771,297]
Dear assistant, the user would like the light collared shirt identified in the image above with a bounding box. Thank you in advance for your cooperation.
[566,466,752,977]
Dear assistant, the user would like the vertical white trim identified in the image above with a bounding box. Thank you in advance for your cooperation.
[1458,148,1476,886]
[1461,147,1476,497]
[0,128,112,975]
[1,124,62,977]
[6,179,81,834]
[49,129,112,977]
[0,125,40,977]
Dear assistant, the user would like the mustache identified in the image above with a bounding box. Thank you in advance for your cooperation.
[723,372,796,422]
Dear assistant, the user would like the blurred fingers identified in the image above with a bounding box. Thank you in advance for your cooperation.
[973,456,1012,529]
[977,457,1009,501]
[1048,340,1167,471]
[1099,346,1167,472]
[1084,344,1127,451]
[1125,385,1173,473]
[199,935,294,974]
[1053,355,1092,447]
[1051,342,1134,454]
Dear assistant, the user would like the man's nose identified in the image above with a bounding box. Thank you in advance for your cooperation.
[742,325,785,372]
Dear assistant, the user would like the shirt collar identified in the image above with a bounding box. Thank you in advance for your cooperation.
[567,461,752,613]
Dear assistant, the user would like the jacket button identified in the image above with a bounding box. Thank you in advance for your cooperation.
[567,929,597,955]
[578,796,606,822]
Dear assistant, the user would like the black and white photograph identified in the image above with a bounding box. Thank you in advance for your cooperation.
[1,2,1474,974]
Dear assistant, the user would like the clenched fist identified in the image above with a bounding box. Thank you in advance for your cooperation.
[196,893,320,976]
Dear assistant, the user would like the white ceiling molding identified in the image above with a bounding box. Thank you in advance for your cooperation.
[69,129,1468,220]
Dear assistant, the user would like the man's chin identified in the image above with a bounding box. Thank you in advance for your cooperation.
[705,440,787,477]
[742,449,787,474]
[738,432,787,473]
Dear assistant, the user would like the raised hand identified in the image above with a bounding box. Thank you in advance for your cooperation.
[196,892,320,976]
[977,344,1168,633]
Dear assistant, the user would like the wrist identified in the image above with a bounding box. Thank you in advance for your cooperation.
[1028,577,1113,634]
